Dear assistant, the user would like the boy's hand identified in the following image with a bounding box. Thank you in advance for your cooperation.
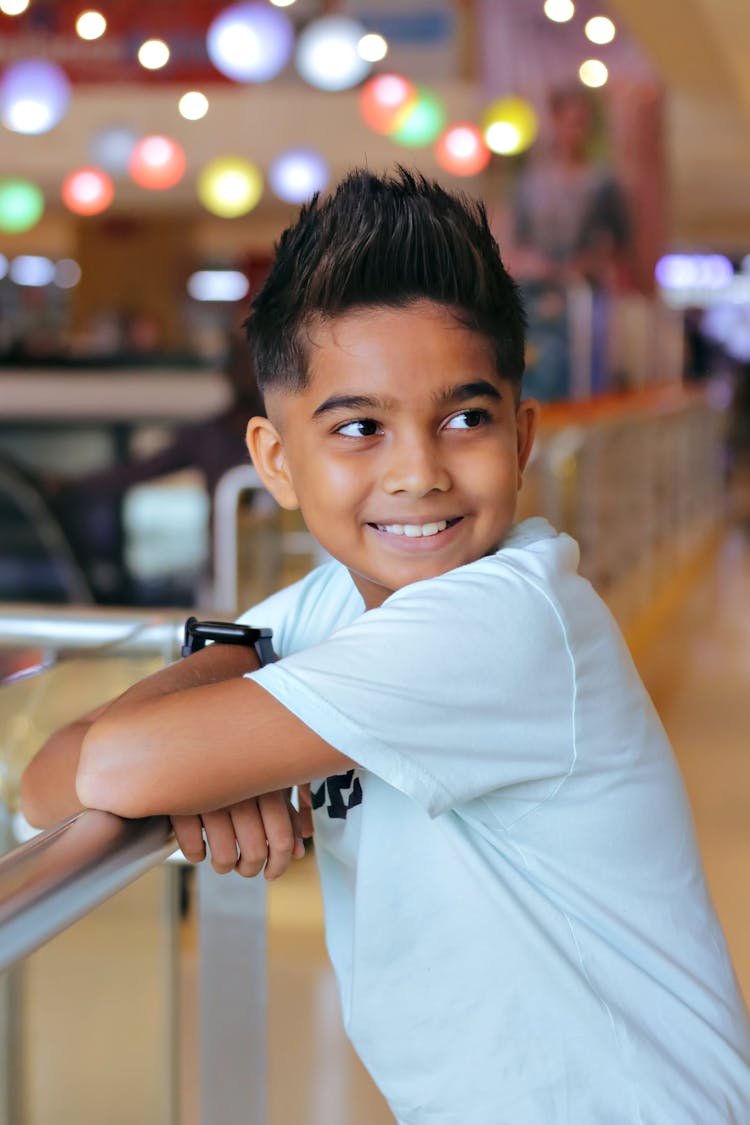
[171,787,309,880]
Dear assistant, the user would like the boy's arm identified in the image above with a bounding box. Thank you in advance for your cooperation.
[20,645,259,828]
[22,645,318,879]
[20,701,110,828]
[76,662,353,819]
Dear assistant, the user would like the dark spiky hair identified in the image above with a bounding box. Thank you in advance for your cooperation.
[245,167,526,396]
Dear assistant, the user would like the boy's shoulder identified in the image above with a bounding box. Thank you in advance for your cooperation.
[237,558,362,657]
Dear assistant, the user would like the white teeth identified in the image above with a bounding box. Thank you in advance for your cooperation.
[378,520,448,538]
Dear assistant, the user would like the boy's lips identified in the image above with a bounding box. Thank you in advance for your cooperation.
[367,516,463,541]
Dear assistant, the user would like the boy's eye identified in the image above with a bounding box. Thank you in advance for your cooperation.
[444,408,490,430]
[335,418,381,438]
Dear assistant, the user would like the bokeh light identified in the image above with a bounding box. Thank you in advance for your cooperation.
[579,59,608,87]
[655,255,734,291]
[359,73,415,134]
[0,0,30,14]
[76,11,107,40]
[482,96,538,156]
[61,167,114,215]
[0,255,7,280]
[198,157,263,217]
[295,16,371,92]
[9,256,56,287]
[585,16,616,44]
[89,126,138,174]
[128,135,186,190]
[435,124,491,176]
[55,259,83,288]
[358,33,388,63]
[0,179,45,232]
[207,2,294,83]
[179,91,209,120]
[544,0,575,22]
[187,271,250,301]
[269,147,329,203]
[138,39,170,70]
[0,59,72,134]
[391,86,446,147]
[269,0,296,6]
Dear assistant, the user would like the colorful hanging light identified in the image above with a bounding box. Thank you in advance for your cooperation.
[62,167,114,215]
[128,135,186,190]
[198,157,263,217]
[359,73,416,135]
[269,148,329,204]
[391,86,446,148]
[0,178,45,232]
[207,2,294,83]
[481,96,538,156]
[0,59,71,134]
[434,124,491,177]
[295,16,371,91]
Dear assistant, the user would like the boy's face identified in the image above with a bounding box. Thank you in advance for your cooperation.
[247,301,539,610]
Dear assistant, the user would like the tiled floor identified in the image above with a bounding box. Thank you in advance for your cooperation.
[14,518,750,1123]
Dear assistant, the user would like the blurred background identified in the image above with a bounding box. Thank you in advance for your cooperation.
[1,3,750,1123]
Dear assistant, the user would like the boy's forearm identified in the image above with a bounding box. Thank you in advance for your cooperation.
[95,644,260,719]
[77,674,352,820]
[22,646,260,827]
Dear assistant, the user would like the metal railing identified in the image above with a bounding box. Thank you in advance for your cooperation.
[212,464,326,613]
[0,604,185,658]
[0,810,174,973]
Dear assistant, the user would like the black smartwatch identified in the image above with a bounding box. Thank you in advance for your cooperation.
[181,616,275,667]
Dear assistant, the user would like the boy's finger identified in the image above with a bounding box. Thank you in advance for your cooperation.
[171,815,205,863]
[297,783,315,838]
[201,809,240,874]
[229,798,270,878]
[287,801,308,859]
[257,790,298,881]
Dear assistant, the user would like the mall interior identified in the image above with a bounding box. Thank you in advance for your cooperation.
[0,0,749,1121]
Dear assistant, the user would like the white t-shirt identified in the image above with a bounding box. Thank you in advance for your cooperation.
[239,518,750,1124]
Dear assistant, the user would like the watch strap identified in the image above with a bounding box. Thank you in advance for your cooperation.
[181,616,275,666]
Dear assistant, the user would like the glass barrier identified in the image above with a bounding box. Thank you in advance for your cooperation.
[517,390,725,634]
[0,646,179,1125]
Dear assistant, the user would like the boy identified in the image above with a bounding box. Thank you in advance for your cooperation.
[22,169,750,1122]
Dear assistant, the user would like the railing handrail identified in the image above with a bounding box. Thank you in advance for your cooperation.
[0,605,188,657]
[0,809,174,973]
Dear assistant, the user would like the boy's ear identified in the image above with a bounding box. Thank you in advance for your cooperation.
[245,416,300,510]
[516,398,541,488]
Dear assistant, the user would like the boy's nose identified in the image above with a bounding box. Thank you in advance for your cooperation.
[381,437,451,497]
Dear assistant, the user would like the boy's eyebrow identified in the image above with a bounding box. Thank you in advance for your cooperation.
[436,380,503,404]
[312,393,384,418]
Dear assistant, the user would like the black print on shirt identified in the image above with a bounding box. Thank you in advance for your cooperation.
[311,769,363,820]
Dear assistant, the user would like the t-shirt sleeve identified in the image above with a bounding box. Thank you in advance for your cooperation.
[248,560,576,817]
[235,560,363,657]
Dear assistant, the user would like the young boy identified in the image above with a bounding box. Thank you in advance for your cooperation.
[22,169,750,1122]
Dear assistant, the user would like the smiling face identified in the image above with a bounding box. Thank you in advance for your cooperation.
[246,301,539,610]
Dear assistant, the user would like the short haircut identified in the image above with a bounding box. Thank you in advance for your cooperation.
[245,167,526,397]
